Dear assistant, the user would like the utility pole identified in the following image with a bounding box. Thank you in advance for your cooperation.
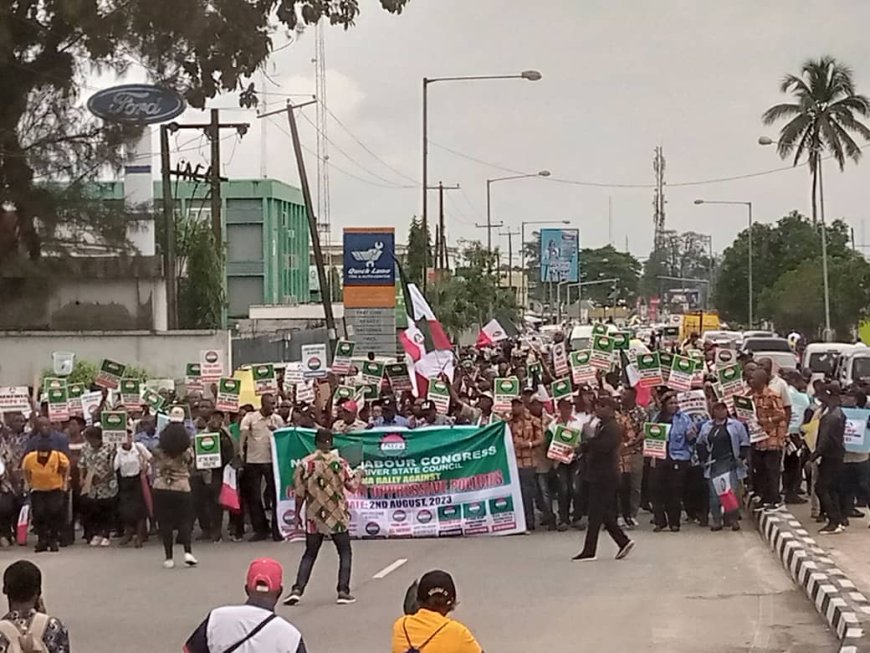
[425,182,459,273]
[499,228,520,290]
[159,126,177,330]
[258,100,337,355]
[653,146,666,253]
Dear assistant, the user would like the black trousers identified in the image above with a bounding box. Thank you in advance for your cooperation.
[555,462,579,525]
[31,490,64,547]
[293,531,352,594]
[816,458,843,526]
[752,449,782,506]
[517,468,537,529]
[580,479,629,556]
[242,463,280,538]
[154,489,193,559]
[683,465,709,524]
[651,460,689,528]
[782,448,805,498]
[191,473,222,538]
[82,496,116,539]
[839,460,870,515]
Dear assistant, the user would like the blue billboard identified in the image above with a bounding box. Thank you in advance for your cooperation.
[539,228,579,282]
[343,228,395,286]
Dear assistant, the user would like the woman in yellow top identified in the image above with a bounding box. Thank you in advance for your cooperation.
[21,437,69,553]
[391,570,483,653]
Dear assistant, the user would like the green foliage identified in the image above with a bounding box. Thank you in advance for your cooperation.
[578,245,641,305]
[40,359,150,386]
[177,218,225,329]
[642,230,714,299]
[405,216,430,287]
[1,0,410,261]
[714,211,855,329]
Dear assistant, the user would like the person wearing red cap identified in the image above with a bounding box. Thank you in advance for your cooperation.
[184,558,307,653]
[333,400,367,434]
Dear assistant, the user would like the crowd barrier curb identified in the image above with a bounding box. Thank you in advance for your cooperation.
[755,508,870,652]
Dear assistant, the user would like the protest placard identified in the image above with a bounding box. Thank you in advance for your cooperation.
[295,382,315,404]
[843,407,870,454]
[590,335,614,371]
[611,332,631,351]
[717,364,745,397]
[428,380,451,414]
[119,378,141,411]
[636,353,663,388]
[494,377,520,412]
[659,352,673,384]
[569,350,596,385]
[551,378,573,402]
[66,383,85,416]
[732,396,767,443]
[80,391,103,425]
[677,390,710,422]
[643,422,669,459]
[139,387,164,413]
[361,361,385,385]
[552,341,569,377]
[386,363,413,393]
[527,361,543,379]
[101,411,127,446]
[331,340,356,376]
[199,350,226,382]
[592,324,608,336]
[715,348,737,368]
[334,385,356,402]
[215,377,241,412]
[185,363,203,393]
[547,425,580,464]
[95,359,126,390]
[194,432,222,470]
[0,386,30,412]
[251,364,278,396]
[301,344,328,379]
[46,387,69,421]
[668,355,696,391]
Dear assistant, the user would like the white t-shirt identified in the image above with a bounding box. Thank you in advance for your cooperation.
[769,376,792,408]
[185,604,305,653]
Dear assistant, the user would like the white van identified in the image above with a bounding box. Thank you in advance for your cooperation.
[802,342,855,376]
[838,347,870,386]
[570,325,595,351]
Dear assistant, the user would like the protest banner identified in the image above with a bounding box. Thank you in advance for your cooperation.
[80,391,103,425]
[386,363,413,393]
[141,387,166,413]
[331,340,356,376]
[717,364,745,397]
[295,382,315,404]
[361,361,385,385]
[668,355,696,391]
[611,332,631,351]
[0,386,30,412]
[569,350,596,385]
[195,432,222,470]
[95,359,126,390]
[715,348,737,368]
[46,387,69,421]
[677,390,710,423]
[493,377,520,412]
[643,423,669,459]
[334,385,356,402]
[119,378,141,411]
[592,323,608,336]
[732,396,767,443]
[550,378,573,402]
[636,353,663,388]
[547,425,580,464]
[590,335,614,371]
[101,411,127,446]
[215,378,241,412]
[843,408,870,454]
[552,341,569,377]
[659,352,673,384]
[428,380,451,414]
[283,365,304,386]
[301,344,328,379]
[251,364,278,396]
[66,384,85,416]
[271,422,526,538]
[199,350,226,382]
[185,363,203,393]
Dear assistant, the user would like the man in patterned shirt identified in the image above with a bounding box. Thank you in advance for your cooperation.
[509,398,545,532]
[284,429,363,607]
[0,560,69,653]
[749,369,788,510]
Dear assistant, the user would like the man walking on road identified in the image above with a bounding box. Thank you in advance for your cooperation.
[572,396,634,562]
[812,384,847,534]
[285,428,363,606]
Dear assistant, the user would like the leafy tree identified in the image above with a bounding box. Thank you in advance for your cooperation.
[577,245,641,306]
[405,216,430,287]
[1,0,410,262]
[522,232,543,304]
[714,211,853,327]
[175,215,225,329]
[641,230,714,299]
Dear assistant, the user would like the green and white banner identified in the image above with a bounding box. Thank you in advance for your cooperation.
[270,422,526,539]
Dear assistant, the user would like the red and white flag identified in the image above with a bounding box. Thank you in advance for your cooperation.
[219,466,242,513]
[476,318,508,348]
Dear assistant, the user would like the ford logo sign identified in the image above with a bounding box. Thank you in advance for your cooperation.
[87,84,186,125]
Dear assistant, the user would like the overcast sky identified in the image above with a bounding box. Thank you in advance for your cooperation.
[115,0,870,262]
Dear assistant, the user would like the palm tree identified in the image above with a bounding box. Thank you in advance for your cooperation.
[762,56,870,339]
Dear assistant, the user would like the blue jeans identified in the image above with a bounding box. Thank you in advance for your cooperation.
[708,469,739,527]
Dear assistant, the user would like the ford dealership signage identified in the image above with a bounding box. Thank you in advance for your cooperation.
[87,84,186,125]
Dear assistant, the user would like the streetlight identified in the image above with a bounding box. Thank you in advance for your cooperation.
[485,170,551,252]
[421,70,542,290]
[694,199,753,327]
[520,219,569,313]
[759,135,832,341]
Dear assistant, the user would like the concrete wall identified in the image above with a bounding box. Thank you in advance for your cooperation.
[0,330,231,384]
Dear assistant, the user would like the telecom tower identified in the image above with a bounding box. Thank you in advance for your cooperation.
[314,22,331,254]
[652,146,666,252]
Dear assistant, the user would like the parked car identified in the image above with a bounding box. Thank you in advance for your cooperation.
[702,330,740,348]
[802,342,856,377]
[837,346,870,386]
[752,350,800,372]
[741,336,791,354]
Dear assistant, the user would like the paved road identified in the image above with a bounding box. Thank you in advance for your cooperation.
[26,523,835,652]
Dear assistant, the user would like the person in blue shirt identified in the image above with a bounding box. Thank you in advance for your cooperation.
[134,415,160,453]
[24,417,70,457]
[650,391,696,532]
[370,397,410,428]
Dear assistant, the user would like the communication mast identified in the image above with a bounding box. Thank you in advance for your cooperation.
[313,22,331,253]
[652,146,666,252]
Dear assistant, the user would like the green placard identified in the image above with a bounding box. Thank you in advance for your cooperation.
[46,386,69,421]
[361,361,385,385]
[428,380,451,414]
[251,363,278,396]
[194,432,222,469]
[334,385,356,401]
[102,410,127,445]
[642,422,670,459]
[611,332,631,350]
[215,377,241,412]
[95,359,126,390]
[551,377,573,400]
[592,324,608,336]
[141,387,166,412]
[494,377,520,411]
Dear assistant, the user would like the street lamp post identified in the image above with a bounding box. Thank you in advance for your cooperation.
[694,199,753,327]
[422,70,541,291]
[484,171,550,253]
[759,136,832,341]
[520,219,569,311]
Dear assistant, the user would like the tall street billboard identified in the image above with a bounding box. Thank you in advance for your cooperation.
[539,228,579,282]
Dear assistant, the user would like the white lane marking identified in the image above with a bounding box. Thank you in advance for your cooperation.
[373,558,408,579]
